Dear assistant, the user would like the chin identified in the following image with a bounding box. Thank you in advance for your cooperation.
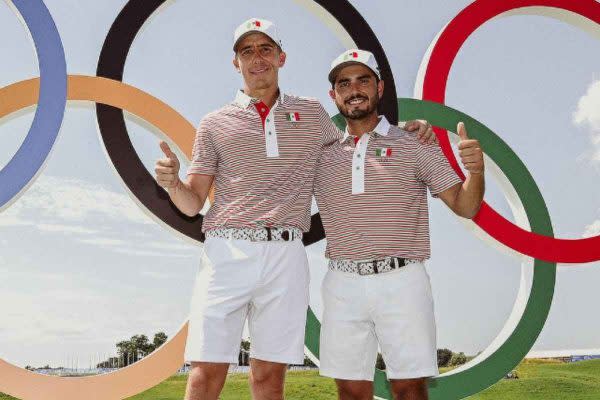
[348,107,369,118]
[250,77,274,90]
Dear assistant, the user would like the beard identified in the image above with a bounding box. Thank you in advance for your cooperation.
[337,94,379,120]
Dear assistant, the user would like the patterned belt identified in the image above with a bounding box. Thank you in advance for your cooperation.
[205,227,303,242]
[328,256,419,276]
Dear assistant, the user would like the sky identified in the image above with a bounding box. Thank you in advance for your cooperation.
[1,0,599,370]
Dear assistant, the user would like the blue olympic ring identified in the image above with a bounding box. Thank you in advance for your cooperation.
[0,0,67,210]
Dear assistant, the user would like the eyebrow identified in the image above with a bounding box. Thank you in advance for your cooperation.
[239,43,274,52]
[336,74,373,85]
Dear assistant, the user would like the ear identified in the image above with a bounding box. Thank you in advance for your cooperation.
[377,79,384,99]
[232,57,240,73]
[328,88,336,101]
[278,51,287,67]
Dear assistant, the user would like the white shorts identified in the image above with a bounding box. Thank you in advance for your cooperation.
[184,236,310,365]
[319,261,439,381]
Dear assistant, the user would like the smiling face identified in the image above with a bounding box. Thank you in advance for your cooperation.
[233,32,286,93]
[329,64,384,120]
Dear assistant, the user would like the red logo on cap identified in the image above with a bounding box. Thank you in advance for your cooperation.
[254,21,261,27]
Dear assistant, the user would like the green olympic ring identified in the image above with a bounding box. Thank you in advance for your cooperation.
[304,98,556,400]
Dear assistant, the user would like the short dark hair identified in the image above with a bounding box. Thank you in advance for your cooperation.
[331,73,380,90]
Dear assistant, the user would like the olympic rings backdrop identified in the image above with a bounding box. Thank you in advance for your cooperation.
[1,0,599,399]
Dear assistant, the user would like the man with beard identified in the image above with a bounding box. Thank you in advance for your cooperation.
[154,20,435,400]
[314,49,485,400]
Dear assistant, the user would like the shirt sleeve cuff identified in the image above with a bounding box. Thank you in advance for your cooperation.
[186,163,216,176]
[430,175,463,198]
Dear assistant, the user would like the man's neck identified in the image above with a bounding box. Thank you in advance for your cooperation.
[346,112,380,138]
[243,85,280,108]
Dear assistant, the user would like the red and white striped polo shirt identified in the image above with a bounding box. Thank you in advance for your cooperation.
[314,116,462,261]
[187,89,342,232]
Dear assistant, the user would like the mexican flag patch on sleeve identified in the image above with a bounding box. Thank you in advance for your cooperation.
[375,147,392,157]
[287,112,300,122]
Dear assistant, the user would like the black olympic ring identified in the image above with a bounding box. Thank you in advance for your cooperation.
[95,0,398,244]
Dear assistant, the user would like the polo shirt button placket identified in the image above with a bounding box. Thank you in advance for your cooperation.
[255,101,279,158]
[264,108,279,156]
[351,134,369,194]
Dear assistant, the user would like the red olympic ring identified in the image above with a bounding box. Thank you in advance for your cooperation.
[421,0,600,264]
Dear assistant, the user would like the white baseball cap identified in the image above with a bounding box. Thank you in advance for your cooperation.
[328,49,381,84]
[233,18,283,52]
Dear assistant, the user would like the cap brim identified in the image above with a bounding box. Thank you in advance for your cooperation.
[328,61,379,84]
[233,31,280,52]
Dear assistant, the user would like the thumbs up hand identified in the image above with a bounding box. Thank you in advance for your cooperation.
[155,141,181,189]
[457,122,484,175]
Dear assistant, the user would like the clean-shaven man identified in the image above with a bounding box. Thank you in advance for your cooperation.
[154,19,434,400]
[315,49,485,400]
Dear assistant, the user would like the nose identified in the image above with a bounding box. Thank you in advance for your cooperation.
[253,55,266,64]
[348,88,366,100]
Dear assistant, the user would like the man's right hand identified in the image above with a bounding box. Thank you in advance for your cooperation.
[155,141,181,189]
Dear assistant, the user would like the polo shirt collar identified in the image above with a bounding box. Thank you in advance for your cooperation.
[233,88,286,109]
[340,115,391,143]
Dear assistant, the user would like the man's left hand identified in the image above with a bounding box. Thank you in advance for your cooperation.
[457,122,484,175]
[404,120,437,144]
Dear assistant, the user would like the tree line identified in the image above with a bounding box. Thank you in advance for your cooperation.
[25,335,470,371]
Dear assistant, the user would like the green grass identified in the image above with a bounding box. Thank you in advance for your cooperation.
[467,359,600,400]
[3,359,600,399]
[126,370,337,400]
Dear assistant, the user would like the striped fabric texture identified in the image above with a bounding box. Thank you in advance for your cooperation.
[314,118,462,261]
[187,90,342,232]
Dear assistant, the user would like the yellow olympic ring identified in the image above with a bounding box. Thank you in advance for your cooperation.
[0,75,196,400]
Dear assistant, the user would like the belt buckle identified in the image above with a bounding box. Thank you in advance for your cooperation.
[264,227,272,241]
[373,260,381,274]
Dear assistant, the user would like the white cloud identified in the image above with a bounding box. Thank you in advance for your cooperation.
[0,175,198,254]
[37,224,98,235]
[112,248,196,258]
[0,214,32,227]
[144,241,197,251]
[573,80,600,163]
[574,81,600,238]
[78,237,128,247]
[77,236,198,257]
[574,80,600,130]
[139,270,177,279]
[0,280,190,368]
[0,175,153,229]
[0,291,101,343]
[0,288,178,346]
[583,220,600,238]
